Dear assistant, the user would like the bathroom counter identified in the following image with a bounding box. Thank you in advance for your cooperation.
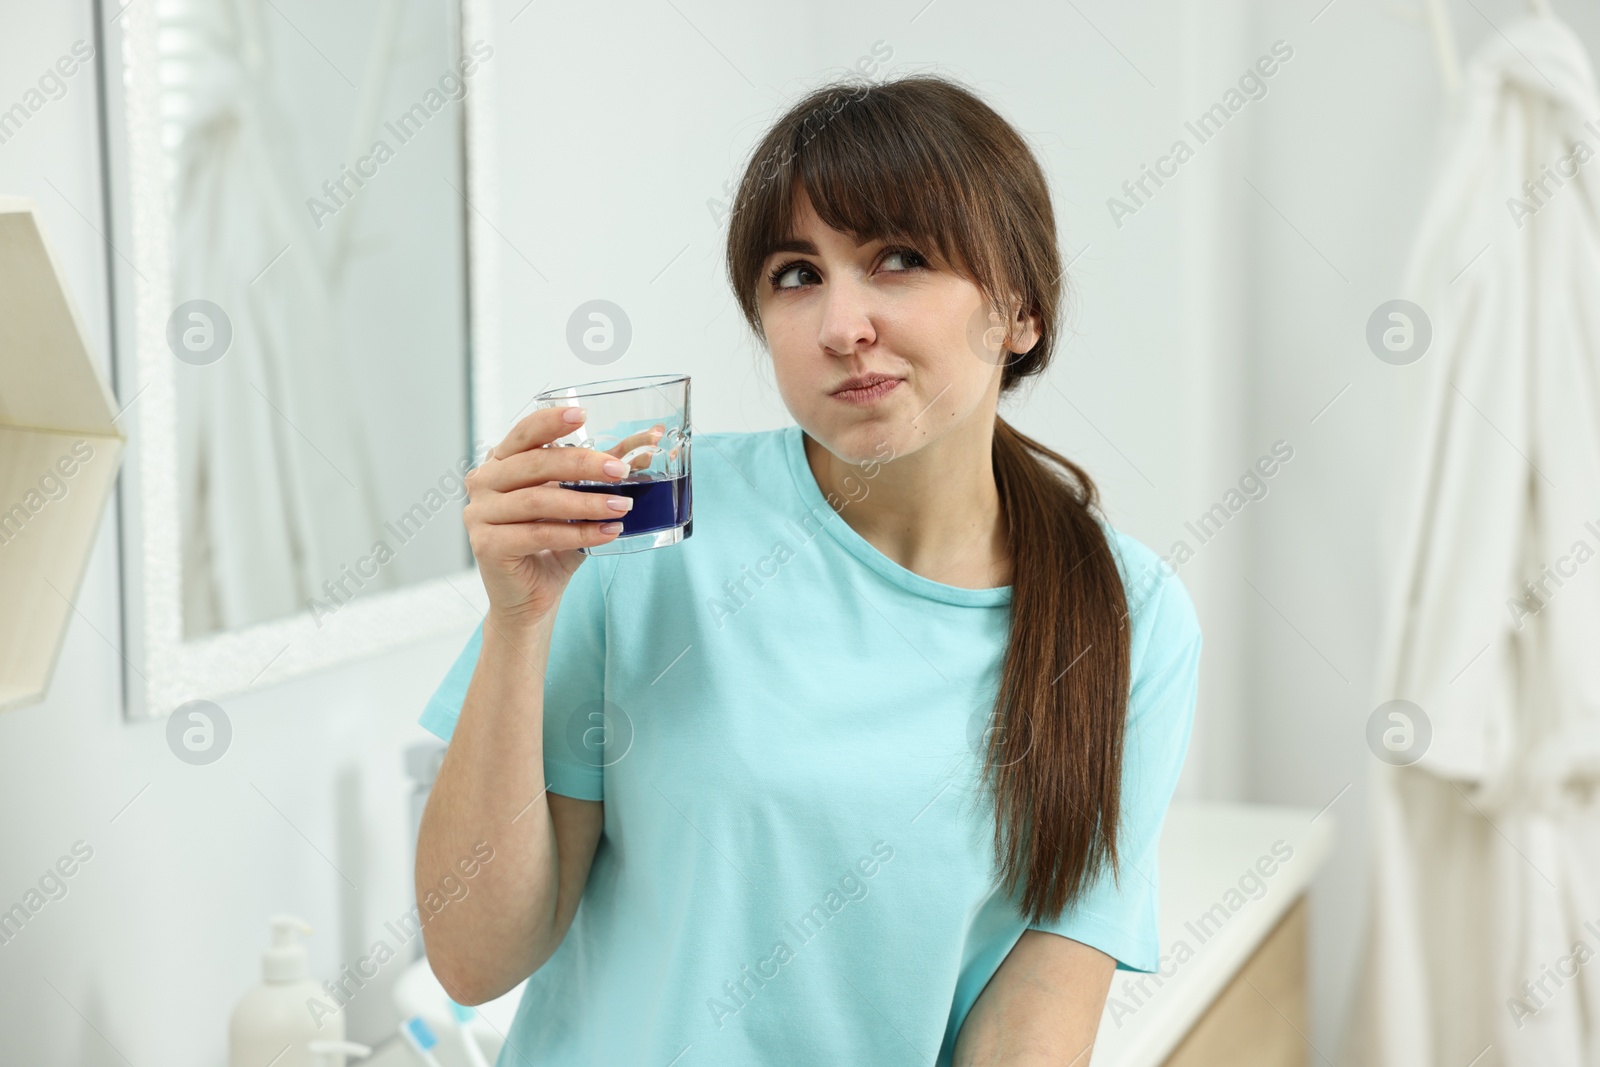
[1090,800,1336,1067]
[363,801,1334,1067]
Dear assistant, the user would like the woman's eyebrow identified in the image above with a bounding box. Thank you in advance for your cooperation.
[766,237,819,257]
[762,232,900,259]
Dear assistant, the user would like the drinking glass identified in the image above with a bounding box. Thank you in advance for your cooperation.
[533,373,692,556]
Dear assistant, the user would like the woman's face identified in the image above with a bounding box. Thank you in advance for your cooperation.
[756,189,1038,465]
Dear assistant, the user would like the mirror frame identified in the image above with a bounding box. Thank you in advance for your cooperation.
[98,0,503,721]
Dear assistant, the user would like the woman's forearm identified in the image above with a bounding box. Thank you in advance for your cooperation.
[953,930,1113,1066]
[416,612,562,1005]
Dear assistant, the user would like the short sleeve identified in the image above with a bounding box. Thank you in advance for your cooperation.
[1024,561,1202,973]
[416,557,612,801]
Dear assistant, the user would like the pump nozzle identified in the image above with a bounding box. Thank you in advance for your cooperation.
[309,1039,371,1067]
[262,914,312,982]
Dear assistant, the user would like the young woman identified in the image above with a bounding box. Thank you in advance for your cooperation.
[415,74,1201,1066]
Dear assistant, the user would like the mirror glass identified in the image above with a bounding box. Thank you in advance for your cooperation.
[156,0,473,638]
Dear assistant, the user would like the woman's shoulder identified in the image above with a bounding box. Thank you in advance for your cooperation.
[688,426,790,483]
[588,426,793,586]
[1098,523,1203,675]
[694,427,779,447]
[678,425,811,520]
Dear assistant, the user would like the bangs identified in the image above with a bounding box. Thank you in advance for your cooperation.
[765,111,979,274]
[729,79,1018,320]
[724,74,1060,365]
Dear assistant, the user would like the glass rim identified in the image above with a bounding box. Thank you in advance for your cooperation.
[533,372,690,402]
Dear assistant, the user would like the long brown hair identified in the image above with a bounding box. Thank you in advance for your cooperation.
[723,74,1132,924]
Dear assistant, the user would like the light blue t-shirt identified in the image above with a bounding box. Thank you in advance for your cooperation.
[419,423,1201,1067]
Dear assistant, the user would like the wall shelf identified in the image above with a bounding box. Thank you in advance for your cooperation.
[0,198,125,713]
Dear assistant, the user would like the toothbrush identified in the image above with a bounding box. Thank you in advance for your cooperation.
[399,1017,446,1067]
[447,1000,493,1067]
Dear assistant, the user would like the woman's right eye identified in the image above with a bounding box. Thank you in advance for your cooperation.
[769,261,818,289]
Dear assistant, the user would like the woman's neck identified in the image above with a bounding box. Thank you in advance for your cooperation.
[803,416,1010,590]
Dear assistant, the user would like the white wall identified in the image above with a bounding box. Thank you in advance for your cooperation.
[8,0,1587,1063]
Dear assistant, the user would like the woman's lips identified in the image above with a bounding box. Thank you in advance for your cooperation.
[831,379,902,404]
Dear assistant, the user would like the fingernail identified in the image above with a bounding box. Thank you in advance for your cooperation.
[603,459,627,477]
[563,406,587,424]
[599,521,624,533]
[605,496,633,512]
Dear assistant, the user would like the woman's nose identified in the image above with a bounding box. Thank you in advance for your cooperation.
[817,276,877,355]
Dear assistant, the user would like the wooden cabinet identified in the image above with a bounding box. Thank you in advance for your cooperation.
[1163,896,1309,1067]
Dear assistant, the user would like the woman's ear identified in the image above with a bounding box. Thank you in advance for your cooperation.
[969,292,1043,365]
[1005,297,1042,356]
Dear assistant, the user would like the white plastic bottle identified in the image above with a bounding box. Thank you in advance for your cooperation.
[230,915,341,1067]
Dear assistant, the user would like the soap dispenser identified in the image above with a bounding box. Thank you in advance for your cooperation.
[230,915,342,1067]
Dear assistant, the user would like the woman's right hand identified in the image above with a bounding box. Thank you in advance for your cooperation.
[463,406,663,629]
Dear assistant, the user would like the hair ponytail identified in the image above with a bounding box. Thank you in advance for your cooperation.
[988,418,1131,922]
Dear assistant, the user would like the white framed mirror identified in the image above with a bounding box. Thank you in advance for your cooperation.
[100,0,505,720]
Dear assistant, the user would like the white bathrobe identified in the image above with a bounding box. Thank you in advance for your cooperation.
[1348,14,1600,1067]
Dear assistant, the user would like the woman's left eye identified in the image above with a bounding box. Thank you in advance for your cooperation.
[880,248,928,272]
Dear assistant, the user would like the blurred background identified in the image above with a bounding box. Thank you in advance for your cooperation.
[2,0,1597,1064]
